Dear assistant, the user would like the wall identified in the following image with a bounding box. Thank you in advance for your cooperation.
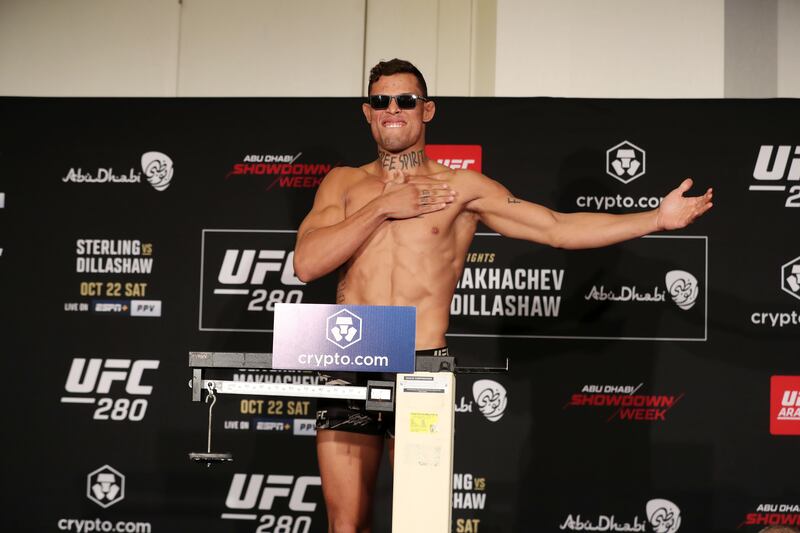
[494,0,725,97]
[2,0,797,98]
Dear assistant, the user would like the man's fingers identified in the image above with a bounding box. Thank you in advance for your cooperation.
[424,193,455,203]
[689,199,713,222]
[418,186,455,205]
[428,190,456,200]
[410,180,451,188]
[678,178,693,193]
[407,174,449,183]
[419,196,454,206]
[421,202,447,212]
[698,192,713,209]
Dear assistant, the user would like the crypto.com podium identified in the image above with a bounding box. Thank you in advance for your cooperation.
[189,303,456,533]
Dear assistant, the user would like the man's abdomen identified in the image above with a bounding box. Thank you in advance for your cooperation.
[342,257,457,349]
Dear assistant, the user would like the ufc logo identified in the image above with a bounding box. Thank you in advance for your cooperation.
[217,249,303,286]
[225,474,320,512]
[753,145,800,182]
[65,358,159,395]
[426,145,482,173]
[782,390,800,407]
[437,158,475,170]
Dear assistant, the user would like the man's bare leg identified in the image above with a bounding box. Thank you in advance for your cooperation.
[317,429,384,533]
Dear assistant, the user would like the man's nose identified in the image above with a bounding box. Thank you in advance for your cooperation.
[386,97,401,113]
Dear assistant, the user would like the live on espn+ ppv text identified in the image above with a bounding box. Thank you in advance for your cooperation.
[1,97,800,532]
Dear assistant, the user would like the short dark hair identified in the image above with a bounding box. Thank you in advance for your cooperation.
[368,58,428,97]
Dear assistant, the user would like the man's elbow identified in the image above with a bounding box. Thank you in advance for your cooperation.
[292,253,317,283]
[543,213,576,250]
[542,226,568,250]
[548,231,587,250]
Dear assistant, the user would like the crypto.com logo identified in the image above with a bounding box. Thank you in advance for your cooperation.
[606,141,646,183]
[472,379,507,422]
[646,498,681,533]
[665,270,699,311]
[782,256,800,301]
[141,151,174,191]
[87,465,125,508]
[326,309,362,349]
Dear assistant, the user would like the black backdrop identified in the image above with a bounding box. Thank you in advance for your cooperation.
[1,97,799,533]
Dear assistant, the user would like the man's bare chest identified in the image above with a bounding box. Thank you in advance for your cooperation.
[345,179,468,245]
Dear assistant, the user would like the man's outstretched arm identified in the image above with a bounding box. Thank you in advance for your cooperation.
[294,169,456,281]
[465,174,713,249]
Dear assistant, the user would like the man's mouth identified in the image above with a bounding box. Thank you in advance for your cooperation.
[382,120,406,128]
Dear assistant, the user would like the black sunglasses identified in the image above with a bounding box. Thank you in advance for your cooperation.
[368,93,429,110]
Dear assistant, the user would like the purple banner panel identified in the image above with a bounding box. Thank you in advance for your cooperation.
[272,303,416,373]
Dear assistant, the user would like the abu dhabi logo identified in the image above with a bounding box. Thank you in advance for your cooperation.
[87,465,125,508]
[472,379,507,422]
[665,270,699,311]
[646,498,681,533]
[782,256,800,301]
[606,141,646,184]
[141,151,174,191]
[326,309,362,349]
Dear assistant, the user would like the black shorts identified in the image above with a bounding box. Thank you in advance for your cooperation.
[315,347,449,438]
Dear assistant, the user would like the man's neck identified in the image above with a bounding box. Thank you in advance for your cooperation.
[376,145,429,180]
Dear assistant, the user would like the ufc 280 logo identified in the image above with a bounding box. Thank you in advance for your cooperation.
[201,230,333,332]
[751,145,800,207]
[216,249,304,311]
[61,358,159,421]
[223,473,321,533]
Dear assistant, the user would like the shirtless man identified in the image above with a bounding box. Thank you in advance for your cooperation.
[293,59,713,533]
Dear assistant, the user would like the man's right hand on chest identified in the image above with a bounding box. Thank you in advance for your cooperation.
[378,173,456,219]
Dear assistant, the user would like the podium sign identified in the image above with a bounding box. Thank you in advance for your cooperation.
[272,303,416,373]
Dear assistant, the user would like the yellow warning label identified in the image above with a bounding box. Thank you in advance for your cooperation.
[410,412,438,433]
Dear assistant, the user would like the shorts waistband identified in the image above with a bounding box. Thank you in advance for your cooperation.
[415,346,449,357]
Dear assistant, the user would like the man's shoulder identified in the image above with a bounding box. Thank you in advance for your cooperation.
[425,162,487,184]
[324,165,367,180]
[447,168,496,193]
[453,168,490,182]
[441,168,507,206]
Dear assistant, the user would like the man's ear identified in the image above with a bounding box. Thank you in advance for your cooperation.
[362,102,372,124]
[423,99,436,123]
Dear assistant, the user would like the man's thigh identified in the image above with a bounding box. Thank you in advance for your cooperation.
[316,430,385,528]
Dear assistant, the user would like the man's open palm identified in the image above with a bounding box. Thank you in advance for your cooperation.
[656,178,713,231]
